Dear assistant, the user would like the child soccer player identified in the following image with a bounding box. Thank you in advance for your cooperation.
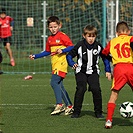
[0,8,15,66]
[29,16,74,115]
[66,25,111,118]
[102,21,133,129]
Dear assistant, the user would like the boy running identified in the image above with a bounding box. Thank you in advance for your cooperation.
[0,8,15,66]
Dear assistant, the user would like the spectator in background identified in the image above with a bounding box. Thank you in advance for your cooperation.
[0,8,15,66]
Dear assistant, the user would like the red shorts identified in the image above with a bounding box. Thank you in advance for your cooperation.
[112,63,133,90]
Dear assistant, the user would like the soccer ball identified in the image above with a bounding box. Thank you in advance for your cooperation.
[119,101,133,118]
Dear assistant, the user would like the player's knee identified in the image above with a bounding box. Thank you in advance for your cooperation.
[50,80,58,88]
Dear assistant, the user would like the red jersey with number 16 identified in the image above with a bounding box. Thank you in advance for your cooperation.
[102,35,133,65]
[0,16,13,38]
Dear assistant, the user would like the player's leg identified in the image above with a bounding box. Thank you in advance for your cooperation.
[105,63,128,128]
[50,74,65,115]
[107,90,119,121]
[3,37,15,66]
[87,73,103,118]
[58,78,72,106]
[50,74,63,104]
[59,79,73,115]
[71,72,87,118]
[105,90,118,129]
[5,42,15,66]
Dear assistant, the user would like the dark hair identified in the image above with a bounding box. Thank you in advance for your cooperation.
[116,21,129,33]
[0,8,6,14]
[47,16,60,26]
[83,25,97,37]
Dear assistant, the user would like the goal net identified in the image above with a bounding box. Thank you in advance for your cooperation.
[0,0,132,74]
[107,0,133,40]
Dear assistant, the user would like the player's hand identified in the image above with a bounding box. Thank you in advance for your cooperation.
[51,49,62,56]
[56,49,62,54]
[72,63,78,69]
[105,72,112,81]
[10,26,13,31]
[29,54,35,60]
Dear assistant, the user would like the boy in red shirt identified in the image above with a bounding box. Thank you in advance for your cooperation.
[102,21,133,129]
[0,8,15,66]
[30,16,74,115]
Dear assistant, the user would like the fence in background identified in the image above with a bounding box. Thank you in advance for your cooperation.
[0,0,132,74]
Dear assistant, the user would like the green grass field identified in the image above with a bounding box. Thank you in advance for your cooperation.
[0,73,133,133]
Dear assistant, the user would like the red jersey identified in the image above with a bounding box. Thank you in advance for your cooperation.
[0,16,13,38]
[46,31,73,78]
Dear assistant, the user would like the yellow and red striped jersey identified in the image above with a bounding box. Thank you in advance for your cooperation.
[46,31,73,77]
[102,35,133,65]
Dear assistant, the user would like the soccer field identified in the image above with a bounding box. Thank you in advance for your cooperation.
[0,74,133,133]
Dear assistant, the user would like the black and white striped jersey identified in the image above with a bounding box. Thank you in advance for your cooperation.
[67,39,111,74]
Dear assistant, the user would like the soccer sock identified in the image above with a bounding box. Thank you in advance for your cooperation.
[106,103,116,122]
[67,105,73,108]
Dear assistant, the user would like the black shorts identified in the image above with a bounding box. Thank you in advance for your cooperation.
[1,37,12,46]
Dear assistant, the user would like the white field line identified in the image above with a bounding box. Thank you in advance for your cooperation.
[0,103,121,106]
[0,103,121,110]
[0,104,49,106]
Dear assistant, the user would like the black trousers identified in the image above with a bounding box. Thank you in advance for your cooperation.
[73,72,102,115]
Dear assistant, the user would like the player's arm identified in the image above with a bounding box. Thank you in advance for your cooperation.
[29,51,50,59]
[100,45,111,73]
[56,33,74,54]
[66,54,76,67]
[10,17,14,31]
[102,58,111,73]
[100,44,112,80]
[55,46,74,54]
[10,20,14,28]
[102,42,112,61]
[102,42,110,56]
[102,57,112,81]
[66,44,79,69]
[100,46,111,73]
